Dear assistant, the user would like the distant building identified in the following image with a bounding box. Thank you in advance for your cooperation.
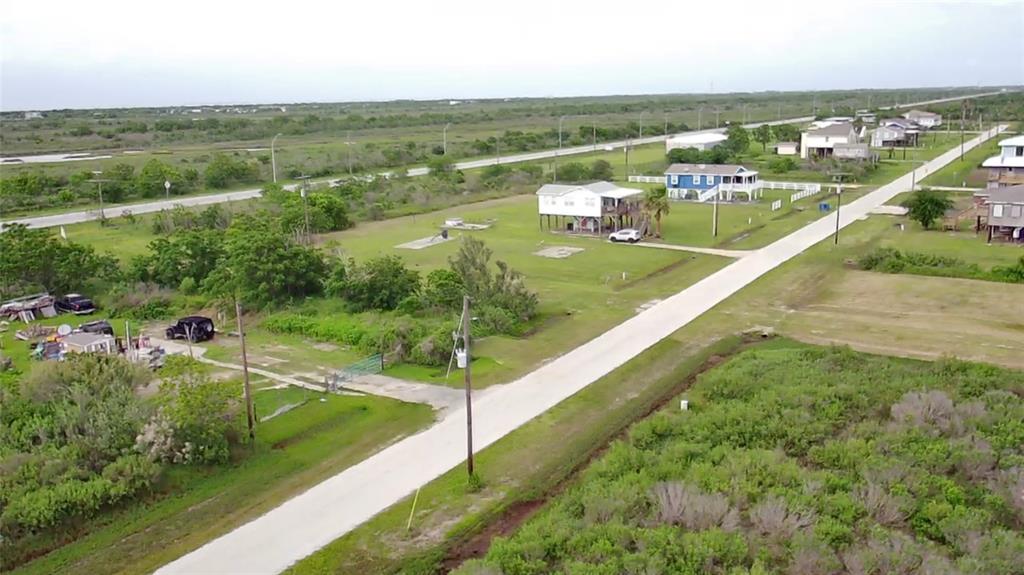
[536,181,644,233]
[872,124,918,148]
[665,132,728,152]
[983,184,1024,242]
[902,109,942,128]
[855,110,877,123]
[775,142,799,156]
[23,111,44,120]
[982,135,1024,189]
[800,123,858,159]
[664,163,762,201]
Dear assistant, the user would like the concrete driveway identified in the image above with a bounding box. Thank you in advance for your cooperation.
[155,126,1006,575]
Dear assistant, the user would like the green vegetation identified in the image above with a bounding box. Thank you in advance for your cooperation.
[902,188,955,229]
[8,389,432,575]
[922,136,1001,188]
[458,343,1024,575]
[859,248,1024,284]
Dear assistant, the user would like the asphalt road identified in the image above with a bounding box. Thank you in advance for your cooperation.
[3,90,1005,231]
[155,126,1006,575]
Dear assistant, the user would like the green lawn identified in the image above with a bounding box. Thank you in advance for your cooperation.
[922,135,1002,188]
[318,196,730,387]
[10,392,433,575]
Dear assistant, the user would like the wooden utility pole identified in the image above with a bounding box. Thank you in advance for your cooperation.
[712,188,719,237]
[462,295,474,477]
[960,102,966,162]
[235,298,256,442]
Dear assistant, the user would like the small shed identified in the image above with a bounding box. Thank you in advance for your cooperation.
[62,332,116,355]
[775,142,798,156]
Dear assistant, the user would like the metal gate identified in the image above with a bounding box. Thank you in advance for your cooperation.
[326,353,384,391]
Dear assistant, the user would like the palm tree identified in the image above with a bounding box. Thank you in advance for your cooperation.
[644,186,670,238]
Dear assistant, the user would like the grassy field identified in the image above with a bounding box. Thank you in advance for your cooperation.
[283,186,1024,574]
[921,135,1003,188]
[9,391,433,575]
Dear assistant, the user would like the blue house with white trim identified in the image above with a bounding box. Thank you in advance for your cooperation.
[664,163,762,202]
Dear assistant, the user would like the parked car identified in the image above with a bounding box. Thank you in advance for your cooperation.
[79,319,114,336]
[165,316,215,342]
[56,293,97,315]
[608,228,642,243]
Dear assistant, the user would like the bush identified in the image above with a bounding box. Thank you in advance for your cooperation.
[336,255,420,312]
[858,248,1023,284]
[768,157,797,173]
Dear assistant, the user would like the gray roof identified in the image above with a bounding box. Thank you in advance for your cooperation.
[808,123,855,137]
[904,109,940,118]
[664,163,751,175]
[989,184,1024,204]
[881,118,919,130]
[775,141,798,147]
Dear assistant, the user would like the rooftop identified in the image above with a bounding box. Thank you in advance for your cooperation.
[982,155,1024,169]
[664,163,753,176]
[666,132,727,145]
[535,181,643,199]
[806,123,855,137]
[904,109,940,118]
[998,135,1024,147]
[62,332,115,347]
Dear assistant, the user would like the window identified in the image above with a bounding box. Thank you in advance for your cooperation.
[705,175,713,185]
[992,204,1004,218]
[1011,205,1023,218]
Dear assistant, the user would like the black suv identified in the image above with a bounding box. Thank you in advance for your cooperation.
[56,294,97,315]
[165,316,215,342]
[79,320,114,335]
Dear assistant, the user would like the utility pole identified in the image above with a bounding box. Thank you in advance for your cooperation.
[297,175,311,244]
[698,106,703,130]
[712,188,719,237]
[663,113,668,135]
[346,130,354,176]
[639,111,647,140]
[462,295,474,478]
[91,171,107,221]
[960,101,966,162]
[271,133,282,183]
[833,185,843,245]
[625,137,631,177]
[592,122,597,151]
[236,298,256,443]
[443,122,452,155]
[495,135,501,166]
[555,115,566,182]
[715,108,721,129]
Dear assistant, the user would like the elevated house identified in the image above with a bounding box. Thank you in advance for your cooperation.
[536,181,643,234]
[873,119,921,147]
[982,135,1024,189]
[902,109,942,128]
[800,122,858,159]
[663,163,762,202]
[983,184,1024,243]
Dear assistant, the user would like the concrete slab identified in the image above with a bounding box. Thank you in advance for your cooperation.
[344,374,471,413]
[534,246,584,259]
[396,235,455,250]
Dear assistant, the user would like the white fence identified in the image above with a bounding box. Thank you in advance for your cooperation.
[771,199,783,211]
[627,175,664,184]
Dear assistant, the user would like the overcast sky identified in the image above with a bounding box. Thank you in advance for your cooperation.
[1,0,1022,111]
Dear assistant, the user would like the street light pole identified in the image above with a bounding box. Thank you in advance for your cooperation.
[271,133,282,183]
[833,185,843,245]
[296,175,311,244]
[715,108,721,129]
[663,113,668,135]
[462,295,474,478]
[639,111,647,139]
[698,106,703,131]
[592,121,597,151]
[92,171,106,221]
[443,122,452,155]
[346,130,354,176]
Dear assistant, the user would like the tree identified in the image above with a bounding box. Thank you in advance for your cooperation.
[129,230,225,288]
[204,154,260,189]
[422,269,464,311]
[753,124,773,152]
[448,237,537,323]
[589,160,615,181]
[901,189,954,230]
[201,215,326,307]
[725,124,750,155]
[336,255,421,311]
[773,124,801,143]
[136,159,182,198]
[0,224,118,298]
[644,186,671,238]
[556,162,589,182]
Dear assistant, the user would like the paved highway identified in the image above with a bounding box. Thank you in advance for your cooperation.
[2,90,1005,231]
[156,125,1006,575]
